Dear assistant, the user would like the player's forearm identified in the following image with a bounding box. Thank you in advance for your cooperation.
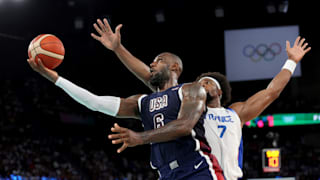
[237,62,294,124]
[114,45,151,84]
[139,120,191,145]
[139,105,204,144]
[55,76,120,116]
[267,60,296,96]
[41,70,59,83]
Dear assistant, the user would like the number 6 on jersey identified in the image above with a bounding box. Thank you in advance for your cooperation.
[154,113,165,129]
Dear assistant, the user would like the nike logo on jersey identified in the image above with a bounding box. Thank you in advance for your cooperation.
[194,160,203,169]
[171,87,180,91]
[206,114,234,123]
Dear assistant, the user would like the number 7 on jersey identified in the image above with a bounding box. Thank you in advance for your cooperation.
[218,125,227,138]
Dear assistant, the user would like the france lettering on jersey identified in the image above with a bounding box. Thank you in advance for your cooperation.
[204,107,243,180]
[138,84,224,180]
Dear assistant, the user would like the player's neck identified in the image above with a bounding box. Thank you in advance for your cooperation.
[158,79,178,92]
[207,98,221,108]
[158,74,179,92]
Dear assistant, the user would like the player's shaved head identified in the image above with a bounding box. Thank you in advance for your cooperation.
[158,52,183,77]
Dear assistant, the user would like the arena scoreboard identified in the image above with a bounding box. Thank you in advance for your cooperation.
[262,148,281,172]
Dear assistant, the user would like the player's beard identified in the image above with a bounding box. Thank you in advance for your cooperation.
[150,67,170,89]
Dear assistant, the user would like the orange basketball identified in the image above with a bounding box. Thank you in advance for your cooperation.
[28,34,65,69]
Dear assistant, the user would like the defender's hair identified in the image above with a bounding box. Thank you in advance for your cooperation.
[196,72,232,106]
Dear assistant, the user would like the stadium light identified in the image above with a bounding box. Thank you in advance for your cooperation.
[266,2,276,14]
[74,17,84,30]
[215,5,224,18]
[278,0,289,13]
[13,0,23,2]
[155,10,165,23]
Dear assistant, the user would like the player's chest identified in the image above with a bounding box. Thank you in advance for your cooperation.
[141,94,181,129]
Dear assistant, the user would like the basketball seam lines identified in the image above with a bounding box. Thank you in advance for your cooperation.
[35,47,64,59]
[32,42,64,55]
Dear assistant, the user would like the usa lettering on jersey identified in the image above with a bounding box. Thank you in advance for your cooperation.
[149,95,168,112]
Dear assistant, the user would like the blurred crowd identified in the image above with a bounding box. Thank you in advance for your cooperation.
[0,135,156,180]
[1,78,320,180]
[0,77,157,179]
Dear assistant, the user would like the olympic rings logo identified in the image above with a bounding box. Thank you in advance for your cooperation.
[243,43,282,62]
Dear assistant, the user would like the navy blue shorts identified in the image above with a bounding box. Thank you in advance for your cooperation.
[157,151,225,180]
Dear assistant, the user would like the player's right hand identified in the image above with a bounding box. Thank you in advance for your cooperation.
[27,57,59,83]
[91,18,123,51]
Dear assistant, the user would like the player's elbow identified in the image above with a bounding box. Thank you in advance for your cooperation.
[267,89,281,101]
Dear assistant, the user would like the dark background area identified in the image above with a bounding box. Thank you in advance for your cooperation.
[1,0,319,107]
[1,0,320,179]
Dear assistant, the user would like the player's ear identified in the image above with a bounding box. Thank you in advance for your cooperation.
[170,62,180,73]
[218,89,223,98]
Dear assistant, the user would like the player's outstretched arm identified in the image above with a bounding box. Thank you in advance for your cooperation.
[108,83,207,153]
[27,57,141,119]
[229,36,311,127]
[91,18,154,91]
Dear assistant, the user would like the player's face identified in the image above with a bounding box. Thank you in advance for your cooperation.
[199,78,220,99]
[149,54,171,88]
[150,55,166,75]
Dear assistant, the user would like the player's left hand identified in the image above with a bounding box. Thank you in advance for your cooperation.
[108,123,143,153]
[91,18,122,51]
[286,36,311,63]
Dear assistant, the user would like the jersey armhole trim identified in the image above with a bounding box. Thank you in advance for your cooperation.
[227,107,242,126]
[178,85,184,101]
[138,94,147,113]
[227,107,236,114]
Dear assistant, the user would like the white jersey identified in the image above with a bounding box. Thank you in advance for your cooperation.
[204,107,243,180]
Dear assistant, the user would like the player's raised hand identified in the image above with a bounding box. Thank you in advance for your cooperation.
[27,57,59,83]
[108,123,143,153]
[91,18,123,51]
[286,36,311,63]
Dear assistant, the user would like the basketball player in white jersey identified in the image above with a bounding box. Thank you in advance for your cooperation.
[196,72,243,180]
[91,18,311,179]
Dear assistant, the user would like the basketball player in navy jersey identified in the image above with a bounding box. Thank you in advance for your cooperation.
[91,19,311,180]
[27,53,225,178]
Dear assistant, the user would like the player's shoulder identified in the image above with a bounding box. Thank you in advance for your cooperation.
[228,102,243,116]
[180,82,206,97]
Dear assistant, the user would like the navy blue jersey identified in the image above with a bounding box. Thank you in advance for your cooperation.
[138,84,210,169]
